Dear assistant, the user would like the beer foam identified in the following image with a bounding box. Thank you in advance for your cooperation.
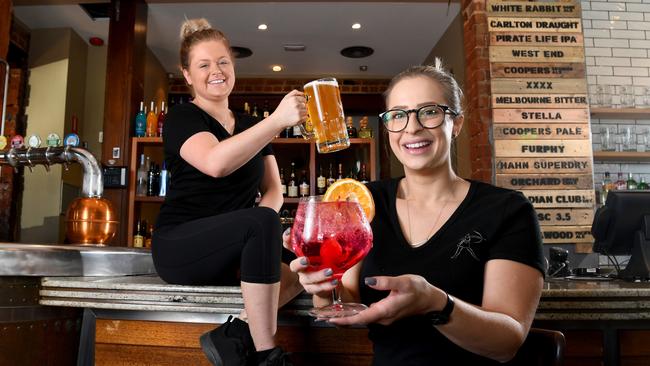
[304,78,339,88]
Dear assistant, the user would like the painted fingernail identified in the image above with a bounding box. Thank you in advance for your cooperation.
[300,257,308,265]
[283,228,291,236]
[324,268,333,276]
[364,277,377,286]
[331,279,339,286]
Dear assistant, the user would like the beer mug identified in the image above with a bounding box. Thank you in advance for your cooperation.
[301,78,350,153]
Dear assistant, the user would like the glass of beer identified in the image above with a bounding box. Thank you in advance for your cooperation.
[301,78,350,153]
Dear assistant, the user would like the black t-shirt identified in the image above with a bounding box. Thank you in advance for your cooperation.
[360,178,545,366]
[156,103,272,229]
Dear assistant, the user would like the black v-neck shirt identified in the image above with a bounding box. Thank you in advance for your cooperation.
[360,178,545,366]
[156,103,272,229]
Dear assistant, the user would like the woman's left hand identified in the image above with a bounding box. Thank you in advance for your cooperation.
[328,274,445,326]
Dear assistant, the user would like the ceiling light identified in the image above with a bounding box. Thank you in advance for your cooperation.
[258,24,268,30]
[272,65,282,72]
[352,23,361,30]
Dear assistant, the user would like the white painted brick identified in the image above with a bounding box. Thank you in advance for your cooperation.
[627,3,650,12]
[584,38,595,47]
[586,56,596,66]
[592,20,628,30]
[586,47,613,56]
[581,1,591,11]
[584,28,611,38]
[583,19,593,29]
[633,77,650,86]
[611,30,646,39]
[631,58,650,67]
[589,65,615,75]
[590,2,626,11]
[598,76,634,86]
[609,11,644,20]
[594,38,630,47]
[613,48,646,57]
[614,67,649,76]
[645,13,650,22]
[629,39,650,48]
[583,10,610,19]
[628,21,650,30]
[595,57,631,66]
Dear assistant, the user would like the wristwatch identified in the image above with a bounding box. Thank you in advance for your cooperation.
[427,292,455,326]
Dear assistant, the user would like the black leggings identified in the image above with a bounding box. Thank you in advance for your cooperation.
[152,207,284,286]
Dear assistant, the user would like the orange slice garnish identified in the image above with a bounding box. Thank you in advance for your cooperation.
[323,178,375,222]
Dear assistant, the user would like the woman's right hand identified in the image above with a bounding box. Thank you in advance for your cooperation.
[270,90,308,129]
[289,257,338,298]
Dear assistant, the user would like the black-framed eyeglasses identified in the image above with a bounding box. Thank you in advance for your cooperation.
[379,104,458,133]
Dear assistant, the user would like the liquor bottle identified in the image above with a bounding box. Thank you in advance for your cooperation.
[279,168,287,197]
[627,173,638,190]
[147,163,160,196]
[252,104,259,117]
[158,161,168,197]
[347,166,357,180]
[359,163,369,184]
[638,176,649,190]
[135,101,146,137]
[358,116,373,139]
[157,101,166,137]
[346,116,358,138]
[600,172,612,204]
[282,126,292,138]
[145,224,154,249]
[299,170,310,197]
[133,220,144,248]
[263,100,270,118]
[136,154,148,196]
[287,162,298,198]
[146,101,158,137]
[337,163,344,181]
[614,172,626,190]
[326,163,336,188]
[317,166,326,195]
[244,102,251,115]
[292,121,302,138]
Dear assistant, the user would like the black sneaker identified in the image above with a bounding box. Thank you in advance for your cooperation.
[257,347,293,366]
[200,315,255,366]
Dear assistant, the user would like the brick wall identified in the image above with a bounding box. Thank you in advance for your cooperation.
[462,0,493,183]
[583,0,650,186]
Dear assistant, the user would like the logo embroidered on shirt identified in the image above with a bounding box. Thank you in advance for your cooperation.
[451,230,485,261]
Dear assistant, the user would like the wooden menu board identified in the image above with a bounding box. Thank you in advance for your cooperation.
[488,0,594,245]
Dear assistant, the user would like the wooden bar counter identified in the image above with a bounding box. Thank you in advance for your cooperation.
[39,275,650,366]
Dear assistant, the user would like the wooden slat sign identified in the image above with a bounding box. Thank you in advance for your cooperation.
[496,173,593,190]
[490,63,585,79]
[488,18,582,33]
[541,225,593,243]
[495,140,592,157]
[495,157,591,174]
[493,108,588,123]
[491,79,587,94]
[487,1,581,17]
[535,208,594,226]
[492,94,587,108]
[490,32,584,46]
[490,46,585,63]
[493,124,590,140]
[520,189,595,208]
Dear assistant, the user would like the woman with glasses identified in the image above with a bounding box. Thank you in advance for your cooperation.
[289,60,545,365]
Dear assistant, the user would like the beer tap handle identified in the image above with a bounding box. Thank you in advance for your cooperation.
[26,147,34,173]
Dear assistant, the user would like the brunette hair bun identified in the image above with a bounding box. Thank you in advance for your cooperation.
[180,18,212,40]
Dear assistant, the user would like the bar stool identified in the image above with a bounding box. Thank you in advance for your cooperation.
[506,328,566,366]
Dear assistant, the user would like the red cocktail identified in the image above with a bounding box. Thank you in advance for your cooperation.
[291,195,373,317]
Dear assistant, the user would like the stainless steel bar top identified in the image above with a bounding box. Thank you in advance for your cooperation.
[0,243,155,276]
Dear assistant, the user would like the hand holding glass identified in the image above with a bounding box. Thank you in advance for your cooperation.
[290,196,373,318]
